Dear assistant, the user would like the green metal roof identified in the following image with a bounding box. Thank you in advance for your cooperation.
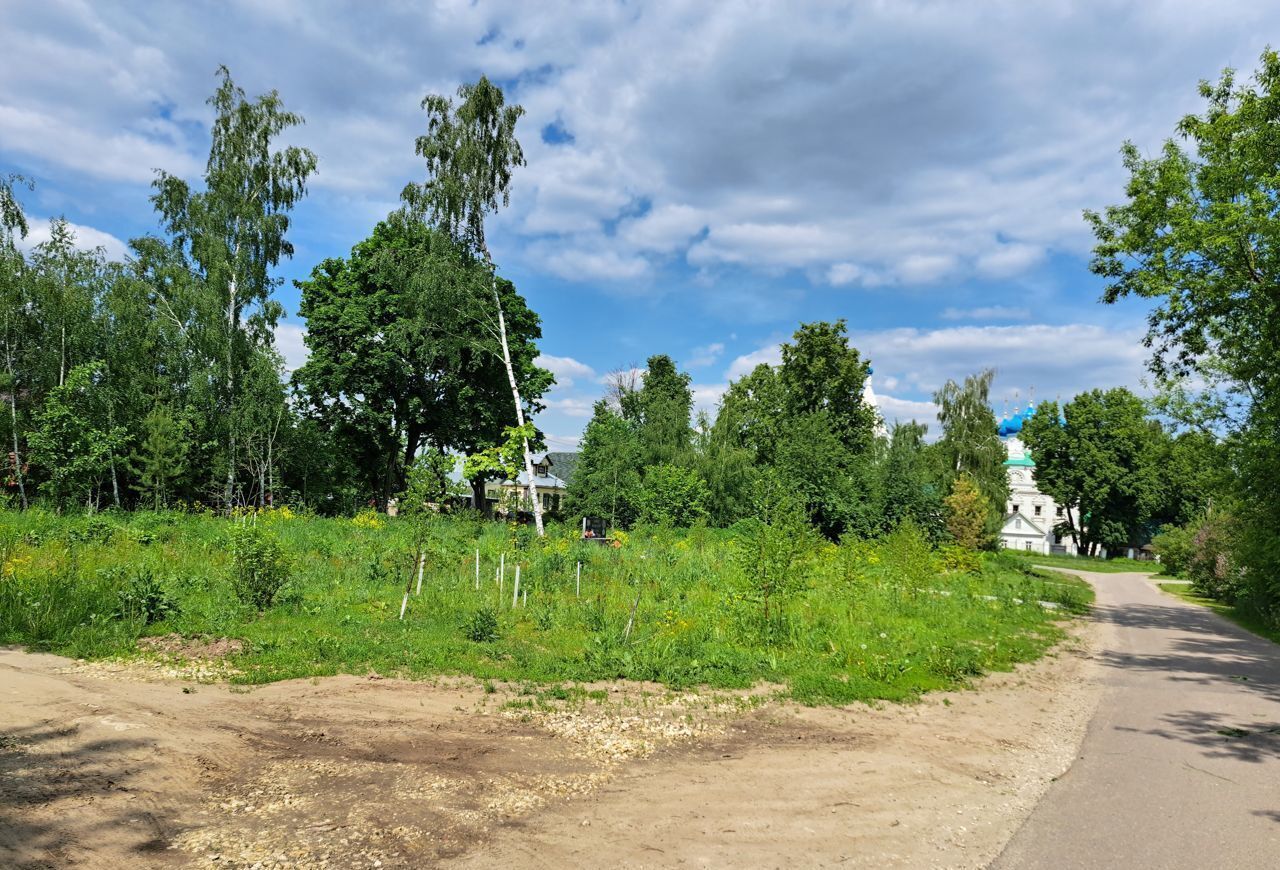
[1003,457,1036,467]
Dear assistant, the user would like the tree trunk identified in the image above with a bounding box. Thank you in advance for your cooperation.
[223,265,239,512]
[470,477,487,515]
[490,273,544,536]
[3,334,27,510]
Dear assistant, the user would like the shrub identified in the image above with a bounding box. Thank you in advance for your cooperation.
[938,545,981,575]
[462,607,500,643]
[944,475,994,550]
[228,525,292,610]
[1150,522,1196,576]
[114,569,179,625]
[1186,513,1241,602]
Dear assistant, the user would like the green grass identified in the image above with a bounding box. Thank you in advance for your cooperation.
[1158,583,1280,646]
[0,508,1091,705]
[1015,550,1164,574]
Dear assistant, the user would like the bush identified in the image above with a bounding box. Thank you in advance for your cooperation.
[114,569,179,625]
[1186,513,1242,603]
[938,545,981,575]
[462,607,500,643]
[228,525,292,610]
[1150,522,1196,576]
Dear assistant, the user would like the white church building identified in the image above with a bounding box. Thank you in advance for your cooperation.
[996,404,1082,556]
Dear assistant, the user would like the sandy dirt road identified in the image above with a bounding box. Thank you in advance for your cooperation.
[2,621,1101,869]
[993,570,1280,869]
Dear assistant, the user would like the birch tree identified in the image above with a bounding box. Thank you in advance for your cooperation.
[151,67,315,510]
[0,175,31,508]
[402,76,548,535]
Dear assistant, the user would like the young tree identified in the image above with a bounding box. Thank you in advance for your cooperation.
[28,362,126,511]
[944,475,994,550]
[151,67,316,509]
[566,401,641,529]
[635,463,710,527]
[879,421,945,540]
[402,76,549,535]
[130,405,189,509]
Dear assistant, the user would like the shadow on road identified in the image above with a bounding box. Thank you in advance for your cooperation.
[1087,590,1280,763]
[0,723,160,869]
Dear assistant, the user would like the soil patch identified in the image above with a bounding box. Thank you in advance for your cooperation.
[0,626,1100,869]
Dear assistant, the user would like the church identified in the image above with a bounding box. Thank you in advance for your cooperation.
[995,403,1081,556]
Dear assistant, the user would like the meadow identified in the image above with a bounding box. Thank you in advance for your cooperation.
[1020,551,1163,574]
[0,508,1091,705]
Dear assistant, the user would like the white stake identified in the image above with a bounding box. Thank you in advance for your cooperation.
[512,566,521,608]
[500,552,505,588]
[523,588,527,606]
[474,549,480,590]
[399,591,409,620]
[576,561,581,598]
[415,550,425,595]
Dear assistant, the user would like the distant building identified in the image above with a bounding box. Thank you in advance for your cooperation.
[996,403,1082,556]
[484,452,568,517]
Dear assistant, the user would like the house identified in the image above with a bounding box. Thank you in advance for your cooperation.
[483,452,568,517]
[997,404,1083,556]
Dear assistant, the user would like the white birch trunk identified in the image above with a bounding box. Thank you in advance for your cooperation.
[3,332,28,510]
[490,275,544,536]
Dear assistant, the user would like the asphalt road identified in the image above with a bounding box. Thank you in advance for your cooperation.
[993,570,1280,869]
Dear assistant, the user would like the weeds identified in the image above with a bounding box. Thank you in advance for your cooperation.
[0,508,1092,705]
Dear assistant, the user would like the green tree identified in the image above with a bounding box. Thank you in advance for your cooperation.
[0,174,32,508]
[878,421,945,539]
[933,369,1008,519]
[566,401,641,529]
[294,215,549,508]
[635,463,710,527]
[129,405,189,509]
[779,319,878,454]
[634,355,693,467]
[403,75,550,535]
[28,362,126,511]
[1022,389,1158,554]
[1087,50,1280,617]
[944,474,993,550]
[151,67,316,509]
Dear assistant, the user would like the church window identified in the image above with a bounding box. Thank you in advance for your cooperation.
[1012,504,1020,513]
[1056,506,1064,518]
[1034,505,1042,516]
[1025,541,1033,551]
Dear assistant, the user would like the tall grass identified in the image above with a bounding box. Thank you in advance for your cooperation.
[0,508,1091,704]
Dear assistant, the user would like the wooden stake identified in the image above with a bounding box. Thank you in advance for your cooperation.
[623,591,640,641]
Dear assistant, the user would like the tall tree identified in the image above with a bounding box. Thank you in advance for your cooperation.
[151,67,316,509]
[1088,50,1280,616]
[634,354,693,468]
[566,400,641,529]
[0,175,31,508]
[932,369,1008,526]
[778,319,878,453]
[402,75,549,534]
[1022,389,1159,554]
[295,215,550,507]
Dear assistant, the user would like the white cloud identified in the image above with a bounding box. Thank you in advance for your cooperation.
[18,217,128,261]
[725,343,782,381]
[535,353,596,389]
[687,341,725,368]
[941,305,1033,321]
[273,321,309,374]
[544,396,595,418]
[691,382,728,420]
[875,395,941,432]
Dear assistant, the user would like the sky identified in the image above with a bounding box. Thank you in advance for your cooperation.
[3,0,1276,450]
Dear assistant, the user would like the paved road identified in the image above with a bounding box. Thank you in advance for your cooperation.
[993,570,1280,869]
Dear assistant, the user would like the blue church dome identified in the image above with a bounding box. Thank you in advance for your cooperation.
[997,401,1037,439]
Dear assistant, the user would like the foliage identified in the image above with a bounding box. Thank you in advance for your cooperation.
[933,369,1008,528]
[730,474,814,638]
[27,362,126,510]
[115,569,179,625]
[1089,49,1280,625]
[566,401,641,528]
[129,405,189,509]
[0,509,1093,704]
[878,422,945,540]
[1150,522,1197,576]
[228,524,292,610]
[944,475,994,550]
[462,606,500,643]
[635,463,710,527]
[1185,512,1242,604]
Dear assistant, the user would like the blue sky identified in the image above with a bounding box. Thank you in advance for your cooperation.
[3,1,1276,449]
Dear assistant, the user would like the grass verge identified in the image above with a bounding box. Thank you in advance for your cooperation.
[1020,551,1163,574]
[1158,582,1280,646]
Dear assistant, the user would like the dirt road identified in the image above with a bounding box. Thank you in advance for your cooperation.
[994,570,1280,869]
[3,622,1100,869]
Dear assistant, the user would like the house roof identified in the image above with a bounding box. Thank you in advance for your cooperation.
[1001,512,1047,536]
